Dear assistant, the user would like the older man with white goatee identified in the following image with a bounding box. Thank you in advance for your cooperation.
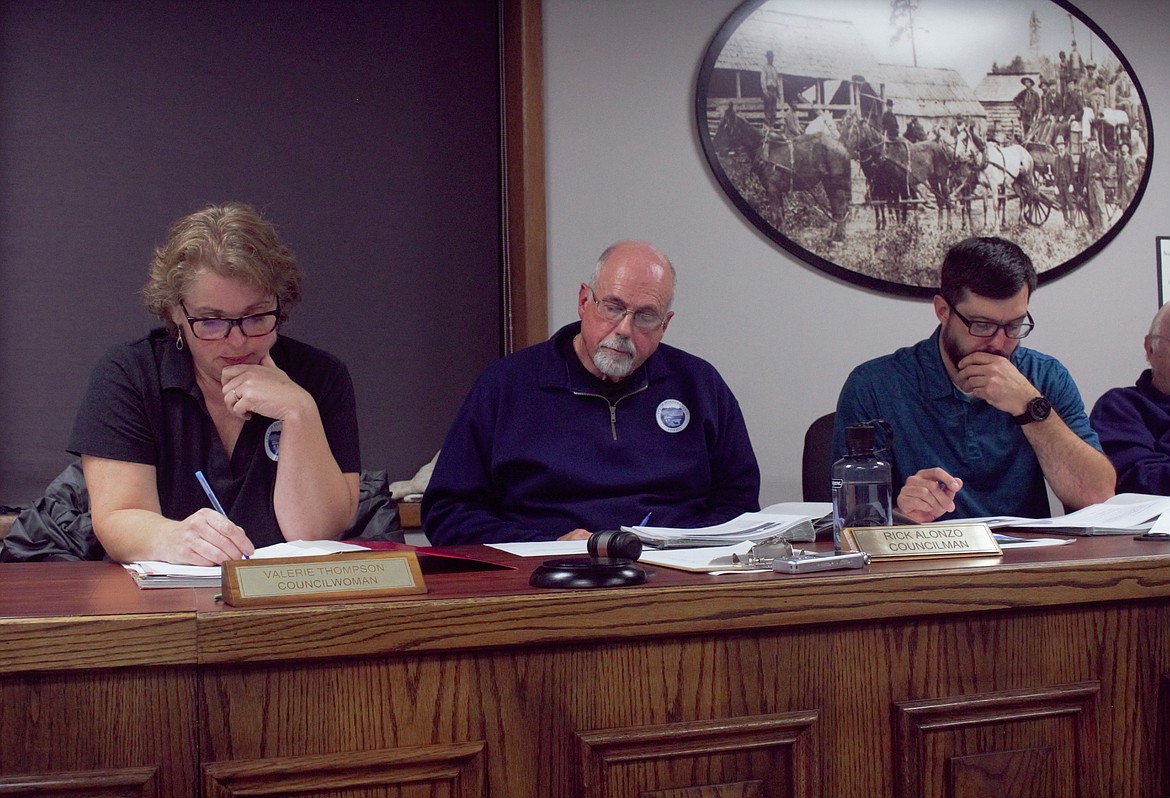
[423,240,760,544]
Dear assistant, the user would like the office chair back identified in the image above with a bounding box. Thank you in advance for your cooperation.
[802,412,836,503]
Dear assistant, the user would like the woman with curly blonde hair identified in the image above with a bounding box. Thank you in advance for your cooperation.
[69,203,360,565]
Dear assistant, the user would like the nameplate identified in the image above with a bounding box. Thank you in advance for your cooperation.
[841,522,1001,561]
[221,551,427,607]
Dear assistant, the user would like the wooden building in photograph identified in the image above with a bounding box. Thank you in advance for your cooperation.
[704,8,986,143]
[974,72,1043,143]
[861,63,987,139]
[705,8,878,132]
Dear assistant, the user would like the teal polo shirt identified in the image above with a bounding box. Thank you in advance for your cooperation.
[833,327,1100,520]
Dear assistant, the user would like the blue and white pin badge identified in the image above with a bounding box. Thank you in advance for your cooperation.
[656,399,690,433]
[264,420,282,461]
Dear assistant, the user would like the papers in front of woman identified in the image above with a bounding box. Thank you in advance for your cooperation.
[966,493,1170,536]
[621,511,814,548]
[124,539,367,588]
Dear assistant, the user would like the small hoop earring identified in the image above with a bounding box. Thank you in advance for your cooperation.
[176,331,185,351]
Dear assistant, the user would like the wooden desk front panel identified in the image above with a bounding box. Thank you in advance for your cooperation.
[0,565,199,797]
[196,599,1170,798]
[0,666,198,797]
[1,551,1168,797]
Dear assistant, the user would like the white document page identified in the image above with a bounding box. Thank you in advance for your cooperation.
[1010,494,1170,529]
[638,541,762,572]
[487,541,589,557]
[964,494,1170,530]
[623,512,811,542]
[127,539,367,579]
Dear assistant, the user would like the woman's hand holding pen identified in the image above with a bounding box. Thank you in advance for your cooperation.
[897,468,964,523]
[162,508,254,566]
[221,354,313,422]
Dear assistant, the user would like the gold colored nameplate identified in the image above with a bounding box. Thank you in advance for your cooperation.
[841,522,1001,561]
[221,551,427,607]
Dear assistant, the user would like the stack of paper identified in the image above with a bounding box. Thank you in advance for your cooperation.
[970,493,1170,535]
[638,541,764,572]
[621,512,814,548]
[123,539,367,589]
[123,561,222,589]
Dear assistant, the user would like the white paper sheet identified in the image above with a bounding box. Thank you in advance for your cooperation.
[486,541,589,557]
[965,493,1170,531]
[125,539,368,585]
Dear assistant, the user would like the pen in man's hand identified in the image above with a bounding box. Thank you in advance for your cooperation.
[639,512,652,526]
[195,470,248,559]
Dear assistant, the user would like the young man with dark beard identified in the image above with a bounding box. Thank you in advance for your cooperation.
[833,237,1113,522]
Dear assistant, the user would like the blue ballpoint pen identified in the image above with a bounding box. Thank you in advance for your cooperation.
[195,470,248,558]
[639,512,652,526]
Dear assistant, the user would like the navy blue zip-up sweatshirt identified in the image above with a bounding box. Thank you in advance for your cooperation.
[423,323,760,543]
[1092,369,1170,494]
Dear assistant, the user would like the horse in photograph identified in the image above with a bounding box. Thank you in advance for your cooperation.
[840,114,956,229]
[803,111,839,139]
[839,113,912,229]
[908,140,958,227]
[951,128,985,230]
[954,138,1035,231]
[713,105,852,241]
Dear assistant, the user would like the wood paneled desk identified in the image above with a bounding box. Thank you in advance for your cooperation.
[1,538,1169,797]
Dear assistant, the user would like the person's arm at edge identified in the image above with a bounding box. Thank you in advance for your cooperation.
[956,349,1113,512]
[233,352,359,540]
[421,386,556,545]
[1091,388,1170,494]
[270,392,360,540]
[694,388,761,526]
[1022,411,1114,510]
[423,463,554,542]
[83,455,253,565]
[1023,376,1114,510]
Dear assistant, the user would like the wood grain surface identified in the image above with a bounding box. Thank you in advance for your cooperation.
[1,537,1168,796]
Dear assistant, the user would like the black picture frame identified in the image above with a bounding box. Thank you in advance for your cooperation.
[696,0,1154,299]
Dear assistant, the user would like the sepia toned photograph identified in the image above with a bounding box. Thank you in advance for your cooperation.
[697,0,1153,297]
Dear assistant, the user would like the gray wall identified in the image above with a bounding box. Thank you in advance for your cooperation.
[544,0,1167,506]
[0,1,502,504]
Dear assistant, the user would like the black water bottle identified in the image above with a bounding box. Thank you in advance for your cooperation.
[831,423,892,553]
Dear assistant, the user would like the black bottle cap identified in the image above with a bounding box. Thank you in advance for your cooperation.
[845,424,876,453]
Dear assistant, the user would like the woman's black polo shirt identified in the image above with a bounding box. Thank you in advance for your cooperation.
[68,329,360,548]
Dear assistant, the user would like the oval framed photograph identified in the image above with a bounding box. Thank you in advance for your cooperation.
[697,0,1153,298]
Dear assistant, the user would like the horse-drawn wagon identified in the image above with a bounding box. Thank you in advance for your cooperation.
[1022,141,1121,229]
[711,103,1128,238]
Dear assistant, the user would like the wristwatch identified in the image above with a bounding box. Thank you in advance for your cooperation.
[1013,396,1052,425]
